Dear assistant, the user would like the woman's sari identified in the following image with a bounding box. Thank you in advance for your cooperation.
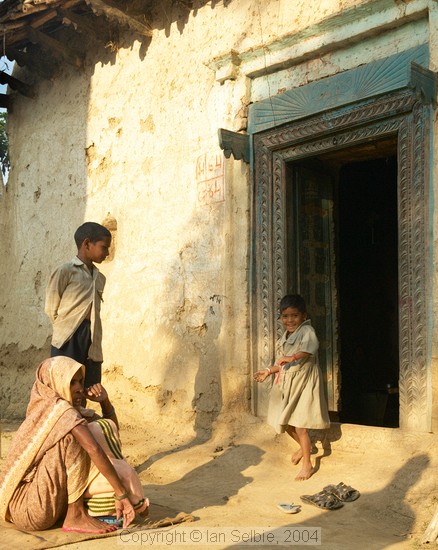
[84,418,149,516]
[0,357,89,529]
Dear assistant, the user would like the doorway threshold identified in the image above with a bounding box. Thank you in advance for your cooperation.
[311,422,437,454]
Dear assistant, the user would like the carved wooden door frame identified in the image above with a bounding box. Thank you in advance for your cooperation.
[251,88,432,431]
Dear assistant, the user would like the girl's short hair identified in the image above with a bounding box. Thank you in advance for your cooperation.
[279,294,307,314]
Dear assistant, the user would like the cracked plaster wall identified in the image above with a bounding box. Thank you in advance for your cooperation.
[0,0,437,434]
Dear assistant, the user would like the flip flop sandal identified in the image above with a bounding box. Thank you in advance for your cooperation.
[323,482,360,502]
[277,503,301,514]
[300,490,344,510]
[96,515,124,527]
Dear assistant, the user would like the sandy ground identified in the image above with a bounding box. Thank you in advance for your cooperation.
[1,415,437,550]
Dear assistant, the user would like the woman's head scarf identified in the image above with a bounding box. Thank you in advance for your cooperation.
[0,357,87,520]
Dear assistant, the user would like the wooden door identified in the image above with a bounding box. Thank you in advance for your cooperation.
[286,165,339,411]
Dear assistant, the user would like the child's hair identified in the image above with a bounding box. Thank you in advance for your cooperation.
[279,294,307,314]
[74,222,111,248]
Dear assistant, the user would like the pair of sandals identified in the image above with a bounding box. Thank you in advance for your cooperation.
[300,482,360,510]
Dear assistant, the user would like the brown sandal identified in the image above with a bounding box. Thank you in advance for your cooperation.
[323,482,360,502]
[300,490,344,510]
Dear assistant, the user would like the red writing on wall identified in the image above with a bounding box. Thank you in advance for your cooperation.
[196,152,225,206]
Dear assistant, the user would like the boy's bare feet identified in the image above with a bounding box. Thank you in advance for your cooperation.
[291,450,303,465]
[63,500,118,534]
[295,464,314,481]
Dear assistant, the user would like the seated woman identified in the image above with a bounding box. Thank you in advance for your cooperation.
[0,357,137,534]
[78,383,149,518]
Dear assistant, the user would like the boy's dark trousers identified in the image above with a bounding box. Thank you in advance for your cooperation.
[51,318,102,388]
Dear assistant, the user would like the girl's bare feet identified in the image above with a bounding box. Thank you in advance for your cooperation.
[295,463,315,481]
[291,450,303,465]
[62,500,118,534]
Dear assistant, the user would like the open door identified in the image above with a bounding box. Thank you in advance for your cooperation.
[286,164,339,412]
[285,151,399,426]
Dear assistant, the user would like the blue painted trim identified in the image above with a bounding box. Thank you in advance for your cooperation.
[248,44,429,134]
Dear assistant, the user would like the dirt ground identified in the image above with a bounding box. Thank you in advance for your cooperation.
[1,414,437,550]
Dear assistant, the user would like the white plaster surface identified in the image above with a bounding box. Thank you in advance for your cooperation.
[0,0,436,434]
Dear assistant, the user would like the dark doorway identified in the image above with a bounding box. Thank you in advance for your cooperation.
[338,155,399,427]
[286,142,399,428]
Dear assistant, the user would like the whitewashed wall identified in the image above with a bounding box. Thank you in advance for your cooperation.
[0,0,436,433]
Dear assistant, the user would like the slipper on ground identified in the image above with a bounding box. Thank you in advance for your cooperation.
[300,490,344,510]
[323,482,360,502]
[277,503,301,514]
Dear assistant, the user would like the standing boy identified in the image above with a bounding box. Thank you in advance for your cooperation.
[45,222,112,388]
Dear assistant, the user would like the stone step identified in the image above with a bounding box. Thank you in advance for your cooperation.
[311,423,438,454]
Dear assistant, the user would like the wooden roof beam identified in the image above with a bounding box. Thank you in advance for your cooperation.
[4,46,28,67]
[26,26,84,69]
[86,0,153,37]
[0,0,83,22]
[0,1,89,54]
[56,7,102,38]
[174,0,194,9]
[0,70,35,98]
[0,93,12,110]
[7,46,58,80]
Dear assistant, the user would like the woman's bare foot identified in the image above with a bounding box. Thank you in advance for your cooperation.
[63,500,118,533]
[291,450,303,465]
[295,463,314,481]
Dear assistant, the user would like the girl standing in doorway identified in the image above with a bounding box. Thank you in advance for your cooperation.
[254,294,330,480]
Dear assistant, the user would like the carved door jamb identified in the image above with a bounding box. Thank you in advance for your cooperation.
[251,89,431,432]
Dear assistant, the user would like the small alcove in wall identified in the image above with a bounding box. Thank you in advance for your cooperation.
[101,214,117,262]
